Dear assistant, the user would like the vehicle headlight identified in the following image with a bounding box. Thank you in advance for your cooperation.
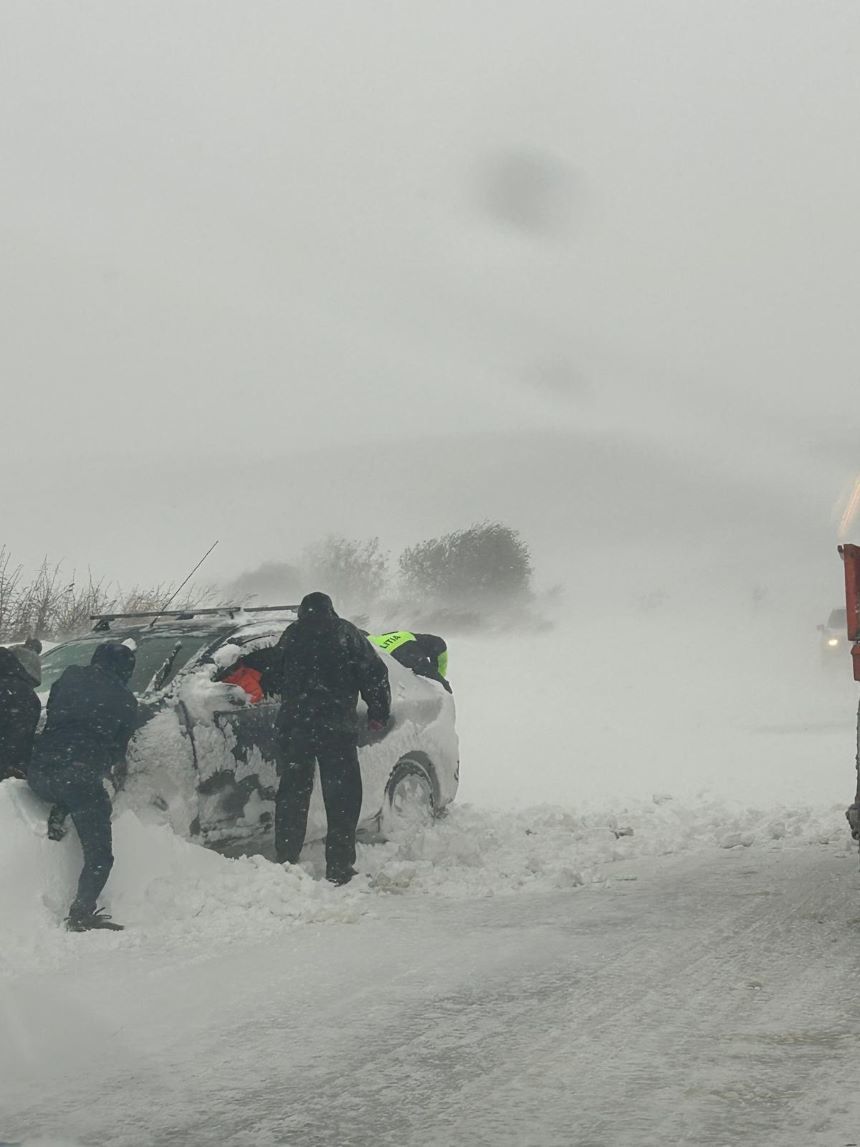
[827,637,840,647]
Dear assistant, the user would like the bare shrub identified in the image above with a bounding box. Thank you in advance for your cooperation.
[224,561,303,607]
[0,547,23,640]
[47,572,116,637]
[299,536,389,615]
[8,558,71,640]
[0,546,222,641]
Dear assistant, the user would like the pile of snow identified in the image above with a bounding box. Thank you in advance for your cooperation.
[3,778,850,979]
[0,782,369,977]
[6,1141,79,1147]
[361,796,849,897]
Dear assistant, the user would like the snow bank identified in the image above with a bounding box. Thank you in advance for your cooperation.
[10,1141,81,1147]
[9,1140,80,1147]
[0,782,369,977]
[4,783,849,974]
[2,775,849,979]
[360,796,849,897]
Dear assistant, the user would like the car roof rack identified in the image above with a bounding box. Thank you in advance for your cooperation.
[90,605,299,632]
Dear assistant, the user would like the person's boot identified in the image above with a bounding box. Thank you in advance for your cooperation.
[326,865,358,886]
[47,805,69,842]
[66,907,124,932]
[846,804,860,841]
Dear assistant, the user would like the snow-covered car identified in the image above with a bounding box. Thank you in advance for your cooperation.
[37,608,459,851]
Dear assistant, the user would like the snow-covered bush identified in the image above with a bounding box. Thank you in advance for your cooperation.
[397,522,533,626]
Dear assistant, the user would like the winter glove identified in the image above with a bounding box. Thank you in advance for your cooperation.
[367,717,387,735]
[47,804,69,842]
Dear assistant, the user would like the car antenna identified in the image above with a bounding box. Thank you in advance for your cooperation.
[147,540,220,629]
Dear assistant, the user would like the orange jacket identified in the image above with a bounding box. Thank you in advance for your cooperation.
[223,665,264,705]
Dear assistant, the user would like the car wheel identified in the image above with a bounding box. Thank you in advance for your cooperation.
[379,758,436,839]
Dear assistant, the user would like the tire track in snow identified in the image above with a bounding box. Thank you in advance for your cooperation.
[150,847,860,1147]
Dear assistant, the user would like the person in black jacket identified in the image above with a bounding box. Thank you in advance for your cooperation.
[259,592,391,884]
[0,646,41,781]
[8,637,42,689]
[28,641,139,932]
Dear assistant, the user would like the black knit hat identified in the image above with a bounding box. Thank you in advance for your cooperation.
[297,592,338,626]
[91,641,136,684]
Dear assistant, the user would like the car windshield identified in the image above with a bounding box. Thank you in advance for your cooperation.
[39,632,214,696]
[827,608,847,628]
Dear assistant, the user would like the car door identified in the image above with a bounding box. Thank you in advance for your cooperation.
[211,635,281,773]
[184,631,284,847]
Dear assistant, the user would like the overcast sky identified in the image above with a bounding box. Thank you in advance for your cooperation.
[2,1,858,589]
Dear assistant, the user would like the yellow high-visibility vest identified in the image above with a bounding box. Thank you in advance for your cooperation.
[369,631,416,656]
[369,632,448,678]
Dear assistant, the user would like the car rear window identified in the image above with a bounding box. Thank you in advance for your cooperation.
[39,633,213,696]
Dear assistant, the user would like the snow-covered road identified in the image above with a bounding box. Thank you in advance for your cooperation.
[3,838,860,1147]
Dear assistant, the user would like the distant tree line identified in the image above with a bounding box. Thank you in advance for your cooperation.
[228,521,536,631]
[0,521,538,641]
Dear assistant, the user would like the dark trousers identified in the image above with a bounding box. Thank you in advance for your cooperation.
[275,731,362,875]
[28,764,114,916]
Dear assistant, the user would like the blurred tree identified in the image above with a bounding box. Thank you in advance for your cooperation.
[225,560,303,607]
[300,536,388,613]
[399,522,532,610]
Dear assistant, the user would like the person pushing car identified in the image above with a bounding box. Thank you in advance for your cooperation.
[367,630,452,693]
[261,592,391,885]
[27,641,138,931]
[0,644,41,781]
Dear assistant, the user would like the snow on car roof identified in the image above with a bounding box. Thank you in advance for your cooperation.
[228,615,297,638]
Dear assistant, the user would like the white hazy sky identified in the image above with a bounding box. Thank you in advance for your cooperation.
[2,1,858,586]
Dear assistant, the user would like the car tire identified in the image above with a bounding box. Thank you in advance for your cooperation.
[379,757,436,839]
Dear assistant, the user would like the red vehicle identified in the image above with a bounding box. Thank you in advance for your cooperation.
[837,545,860,842]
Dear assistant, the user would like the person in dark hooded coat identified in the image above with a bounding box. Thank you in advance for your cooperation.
[28,641,139,931]
[8,637,42,690]
[260,592,391,884]
[0,646,42,781]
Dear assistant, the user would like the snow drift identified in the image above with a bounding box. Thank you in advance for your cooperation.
[0,781,368,976]
[2,778,849,980]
